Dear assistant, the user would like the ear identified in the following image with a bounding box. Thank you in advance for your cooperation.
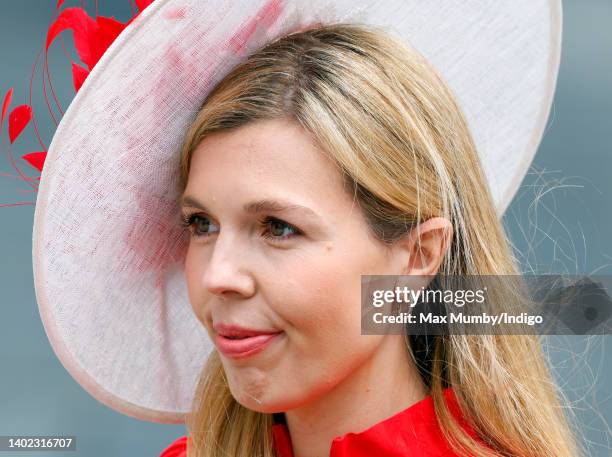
[400,217,453,276]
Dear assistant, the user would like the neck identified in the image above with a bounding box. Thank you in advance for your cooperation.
[283,335,428,457]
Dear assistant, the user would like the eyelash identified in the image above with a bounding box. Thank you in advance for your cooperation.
[179,211,301,243]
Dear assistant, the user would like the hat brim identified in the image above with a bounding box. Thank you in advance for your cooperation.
[33,0,561,423]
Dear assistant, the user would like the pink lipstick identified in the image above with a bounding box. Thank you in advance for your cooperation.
[213,323,282,359]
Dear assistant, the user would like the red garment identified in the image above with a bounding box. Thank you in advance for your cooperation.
[159,387,482,457]
[159,435,187,457]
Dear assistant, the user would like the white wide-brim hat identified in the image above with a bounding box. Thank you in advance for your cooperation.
[32,0,562,423]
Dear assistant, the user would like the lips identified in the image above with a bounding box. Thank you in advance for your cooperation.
[213,323,282,359]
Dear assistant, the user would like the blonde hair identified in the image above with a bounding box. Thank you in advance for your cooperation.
[178,23,583,457]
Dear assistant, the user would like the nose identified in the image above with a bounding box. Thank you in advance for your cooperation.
[200,231,255,299]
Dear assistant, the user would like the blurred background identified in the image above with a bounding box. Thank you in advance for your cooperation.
[0,1,610,456]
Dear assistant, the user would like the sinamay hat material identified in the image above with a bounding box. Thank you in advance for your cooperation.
[31,0,561,423]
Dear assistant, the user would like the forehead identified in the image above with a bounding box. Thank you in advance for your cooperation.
[186,118,347,204]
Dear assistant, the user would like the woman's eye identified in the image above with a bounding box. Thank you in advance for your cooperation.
[180,213,300,242]
[180,213,218,238]
[262,217,300,242]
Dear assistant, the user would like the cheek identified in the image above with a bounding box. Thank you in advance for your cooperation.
[261,242,390,401]
[277,248,364,334]
[300,271,364,357]
[184,243,205,319]
[293,272,360,336]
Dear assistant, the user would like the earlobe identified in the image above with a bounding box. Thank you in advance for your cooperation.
[404,217,453,276]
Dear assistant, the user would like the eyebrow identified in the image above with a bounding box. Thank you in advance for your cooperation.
[180,195,321,221]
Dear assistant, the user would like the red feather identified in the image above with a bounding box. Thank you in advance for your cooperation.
[1,88,13,123]
[8,104,33,144]
[72,62,90,92]
[92,16,128,65]
[46,8,99,70]
[22,151,47,172]
[1,88,13,133]
[0,0,147,200]
[135,0,155,12]
[46,8,129,71]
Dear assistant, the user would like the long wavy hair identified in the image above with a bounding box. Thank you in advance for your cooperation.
[177,23,583,457]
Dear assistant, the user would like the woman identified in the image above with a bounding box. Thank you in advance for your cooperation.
[3,0,581,456]
[166,24,581,457]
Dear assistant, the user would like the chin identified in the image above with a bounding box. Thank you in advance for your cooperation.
[227,377,269,410]
[230,385,305,414]
[233,392,283,413]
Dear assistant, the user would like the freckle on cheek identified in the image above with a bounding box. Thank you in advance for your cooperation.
[325,242,333,251]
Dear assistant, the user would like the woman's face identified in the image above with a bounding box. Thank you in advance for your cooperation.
[182,117,409,412]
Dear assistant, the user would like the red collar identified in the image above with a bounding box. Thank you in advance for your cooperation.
[160,387,481,457]
[271,387,478,457]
